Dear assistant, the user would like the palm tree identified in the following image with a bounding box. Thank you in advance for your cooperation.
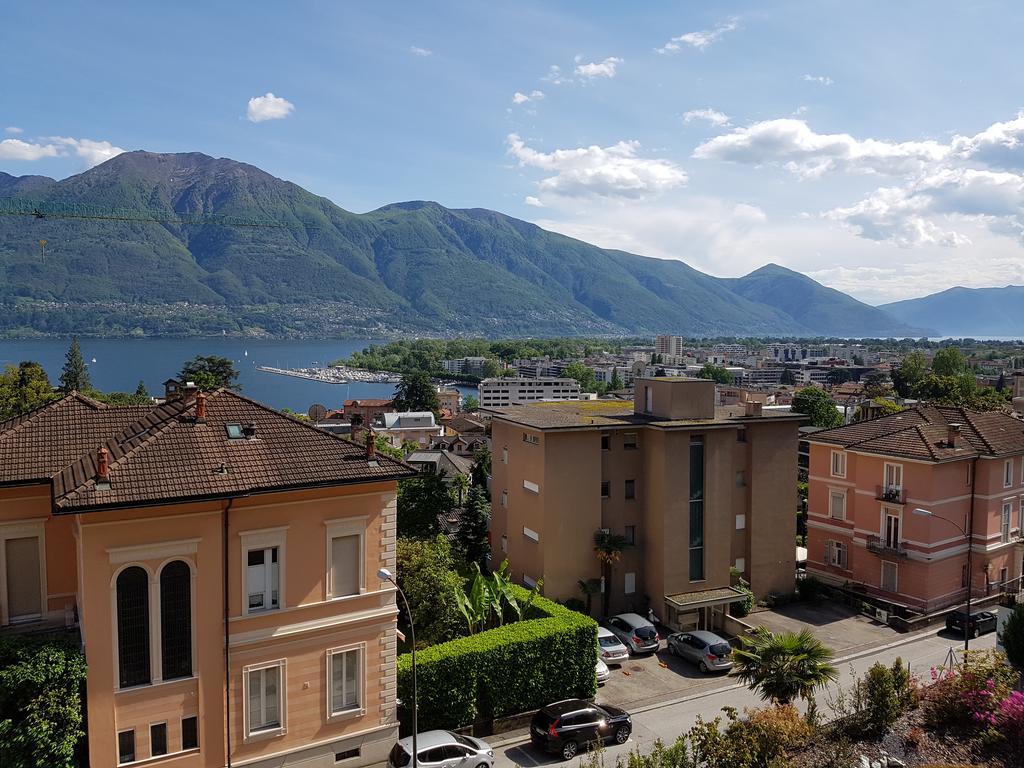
[577,578,602,617]
[594,530,629,617]
[732,627,839,705]
[451,474,470,507]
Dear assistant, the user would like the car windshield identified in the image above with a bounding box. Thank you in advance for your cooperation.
[599,635,622,648]
[389,744,411,768]
[709,642,732,656]
[452,734,476,748]
[634,626,657,640]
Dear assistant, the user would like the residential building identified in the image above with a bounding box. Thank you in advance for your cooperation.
[343,398,394,425]
[436,388,461,414]
[478,378,581,408]
[373,411,443,449]
[487,378,803,631]
[441,357,489,377]
[0,388,414,768]
[655,335,685,359]
[806,406,1024,617]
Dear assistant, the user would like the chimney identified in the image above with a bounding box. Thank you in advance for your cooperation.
[366,427,377,461]
[96,446,110,482]
[195,392,207,423]
[744,400,763,417]
[947,423,962,448]
[181,382,199,403]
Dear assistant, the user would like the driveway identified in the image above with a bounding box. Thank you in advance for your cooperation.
[596,643,733,711]
[743,601,902,656]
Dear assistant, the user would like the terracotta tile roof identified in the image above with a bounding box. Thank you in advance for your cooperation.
[807,405,1024,461]
[0,391,414,512]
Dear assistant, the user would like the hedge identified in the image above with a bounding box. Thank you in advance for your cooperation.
[397,585,598,732]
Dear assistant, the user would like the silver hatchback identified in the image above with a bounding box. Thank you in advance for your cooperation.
[667,630,733,673]
[604,613,660,654]
[388,730,495,768]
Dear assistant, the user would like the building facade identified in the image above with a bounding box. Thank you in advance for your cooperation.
[806,406,1024,617]
[373,411,443,449]
[0,389,413,768]
[478,378,581,408]
[655,335,685,359]
[487,378,802,631]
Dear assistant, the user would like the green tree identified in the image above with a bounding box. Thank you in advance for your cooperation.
[932,347,967,376]
[462,395,480,411]
[826,368,850,386]
[59,337,90,393]
[862,371,891,399]
[481,359,502,378]
[791,387,842,428]
[780,368,797,385]
[397,469,452,538]
[610,367,624,390]
[732,627,839,705]
[180,355,240,390]
[134,380,148,399]
[999,603,1024,675]
[393,371,440,414]
[852,354,865,366]
[698,364,733,384]
[891,350,928,397]
[456,486,491,569]
[996,372,1007,392]
[450,473,470,507]
[594,530,629,617]
[576,579,602,617]
[563,362,598,393]
[395,536,465,646]
[0,362,57,420]
[470,447,491,496]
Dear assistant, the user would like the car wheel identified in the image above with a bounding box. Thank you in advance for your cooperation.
[561,741,579,760]
[614,726,631,745]
[699,661,709,673]
[972,627,980,638]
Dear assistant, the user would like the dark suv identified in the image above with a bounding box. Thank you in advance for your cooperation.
[530,699,632,760]
[946,609,997,638]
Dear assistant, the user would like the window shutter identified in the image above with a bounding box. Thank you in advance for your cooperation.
[331,535,360,597]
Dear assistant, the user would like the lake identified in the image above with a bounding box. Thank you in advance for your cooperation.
[0,338,474,413]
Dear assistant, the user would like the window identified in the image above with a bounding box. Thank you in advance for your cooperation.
[502,446,508,464]
[160,560,192,680]
[644,386,653,413]
[1005,459,1014,488]
[4,535,42,622]
[118,730,136,764]
[831,451,847,478]
[246,663,284,735]
[500,489,508,508]
[824,540,847,568]
[829,491,846,520]
[523,432,539,445]
[182,716,199,750]
[734,557,746,573]
[150,723,167,757]
[1002,502,1012,544]
[961,564,969,589]
[883,463,903,493]
[735,514,746,530]
[881,561,898,592]
[523,526,539,542]
[735,471,746,488]
[689,436,705,581]
[601,433,611,450]
[884,511,901,549]
[336,748,361,762]
[601,480,610,499]
[966,461,973,486]
[523,480,539,493]
[226,423,246,439]
[624,432,638,450]
[625,479,636,500]
[246,547,279,613]
[329,647,361,716]
[736,428,747,443]
[624,525,636,545]
[624,572,636,595]
[116,566,151,688]
[329,535,361,598]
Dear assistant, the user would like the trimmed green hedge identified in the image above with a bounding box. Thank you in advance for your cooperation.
[397,585,598,732]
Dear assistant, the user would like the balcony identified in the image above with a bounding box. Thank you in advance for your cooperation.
[865,535,908,557]
[875,485,906,504]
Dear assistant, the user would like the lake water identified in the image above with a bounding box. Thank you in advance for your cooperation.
[0,338,473,413]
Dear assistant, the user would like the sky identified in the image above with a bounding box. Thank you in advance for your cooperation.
[3,1,1024,305]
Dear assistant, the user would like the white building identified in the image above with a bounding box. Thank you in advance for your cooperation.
[373,411,443,448]
[655,334,685,358]
[442,357,489,376]
[478,377,582,407]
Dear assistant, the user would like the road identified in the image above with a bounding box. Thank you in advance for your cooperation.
[492,629,996,768]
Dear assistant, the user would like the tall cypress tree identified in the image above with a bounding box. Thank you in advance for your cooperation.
[59,337,91,393]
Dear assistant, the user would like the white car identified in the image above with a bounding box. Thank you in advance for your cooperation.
[598,626,630,664]
[596,656,610,685]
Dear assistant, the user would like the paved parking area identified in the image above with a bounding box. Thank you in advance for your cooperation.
[744,601,902,656]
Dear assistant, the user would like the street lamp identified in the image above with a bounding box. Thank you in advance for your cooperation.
[913,507,973,651]
[379,567,417,768]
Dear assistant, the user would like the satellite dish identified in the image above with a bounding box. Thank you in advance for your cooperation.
[308,403,328,422]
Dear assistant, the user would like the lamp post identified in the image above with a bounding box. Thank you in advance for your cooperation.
[379,567,417,768]
[913,507,973,651]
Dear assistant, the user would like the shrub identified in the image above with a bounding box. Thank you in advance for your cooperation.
[396,585,597,731]
[0,633,87,768]
[860,662,901,733]
[904,726,925,751]
[796,576,823,602]
[579,738,694,768]
[687,705,811,768]
[997,690,1024,751]
[923,649,1017,730]
[396,536,466,647]
[731,580,756,617]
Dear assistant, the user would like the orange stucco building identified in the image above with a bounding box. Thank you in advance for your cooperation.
[487,378,804,631]
[806,406,1024,618]
[0,388,413,768]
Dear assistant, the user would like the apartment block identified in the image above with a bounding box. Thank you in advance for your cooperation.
[488,378,803,632]
[806,406,1024,617]
[655,335,685,359]
[441,357,488,376]
[478,377,581,408]
[0,388,414,768]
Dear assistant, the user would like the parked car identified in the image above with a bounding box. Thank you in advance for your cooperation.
[388,730,495,768]
[530,698,632,760]
[604,613,660,654]
[596,656,610,685]
[946,608,998,638]
[667,630,734,673]
[598,626,630,664]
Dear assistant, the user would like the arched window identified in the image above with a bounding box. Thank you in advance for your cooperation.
[160,560,192,680]
[116,566,150,688]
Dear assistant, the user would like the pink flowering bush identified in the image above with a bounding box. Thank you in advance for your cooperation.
[922,650,1016,730]
[998,691,1024,751]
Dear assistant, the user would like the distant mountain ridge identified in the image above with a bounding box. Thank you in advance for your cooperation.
[881,285,1024,337]
[0,151,927,338]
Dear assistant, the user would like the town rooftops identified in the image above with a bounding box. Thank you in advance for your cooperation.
[0,390,414,512]
[806,405,1024,461]
[484,398,803,430]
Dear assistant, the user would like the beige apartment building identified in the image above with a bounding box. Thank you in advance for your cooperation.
[488,378,803,631]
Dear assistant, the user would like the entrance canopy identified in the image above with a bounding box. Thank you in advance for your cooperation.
[665,586,746,611]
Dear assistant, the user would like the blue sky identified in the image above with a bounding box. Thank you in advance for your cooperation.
[3,1,1024,304]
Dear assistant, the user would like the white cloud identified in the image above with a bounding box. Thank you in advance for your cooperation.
[246,92,295,123]
[409,46,432,57]
[524,195,544,207]
[693,118,949,177]
[0,138,60,161]
[951,113,1024,169]
[802,74,834,86]
[49,137,125,167]
[574,56,622,79]
[5,126,23,134]
[506,133,687,199]
[512,90,545,105]
[657,19,738,53]
[683,108,730,127]
[541,65,571,85]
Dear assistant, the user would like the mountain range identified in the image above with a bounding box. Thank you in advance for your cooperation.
[881,286,1024,337]
[0,151,934,338]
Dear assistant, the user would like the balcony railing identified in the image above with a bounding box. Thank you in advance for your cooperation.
[875,485,906,504]
[865,535,908,557]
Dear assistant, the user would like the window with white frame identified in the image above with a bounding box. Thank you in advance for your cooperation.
[117,729,136,764]
[881,561,898,592]
[829,491,846,520]
[883,462,903,493]
[824,540,847,568]
[1005,459,1014,488]
[1002,501,1012,544]
[831,451,847,478]
[328,647,362,716]
[0,521,46,626]
[246,662,284,736]
[326,519,364,600]
[241,528,286,615]
[624,572,636,595]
